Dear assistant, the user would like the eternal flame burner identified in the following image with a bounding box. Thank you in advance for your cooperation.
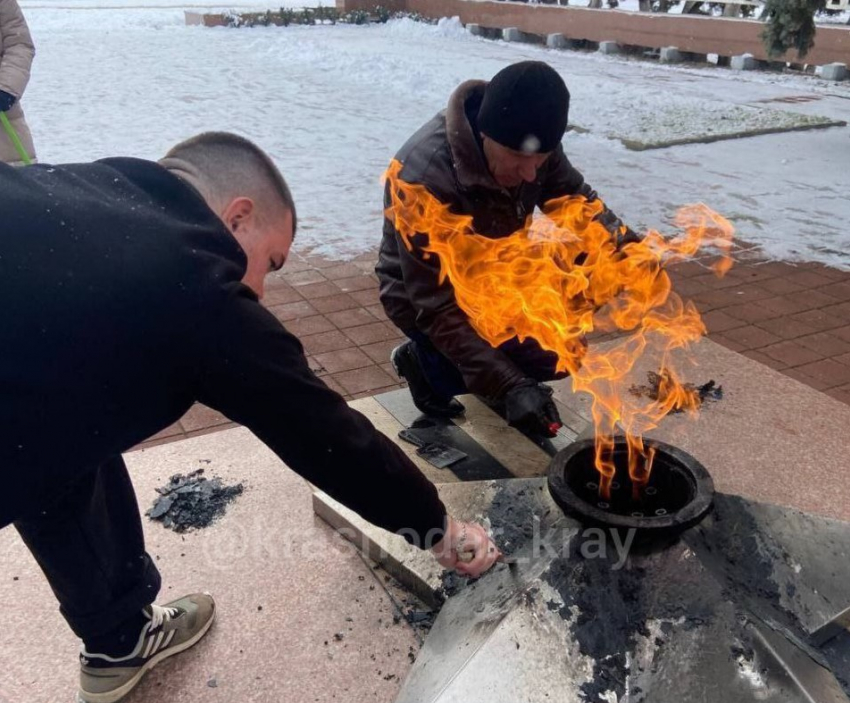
[548,437,714,535]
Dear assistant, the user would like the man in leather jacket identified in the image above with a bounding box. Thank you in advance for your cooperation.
[377,61,636,437]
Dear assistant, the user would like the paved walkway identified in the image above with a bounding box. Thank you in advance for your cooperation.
[135,246,850,451]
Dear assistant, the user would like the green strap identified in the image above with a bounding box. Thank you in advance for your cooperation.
[0,111,32,165]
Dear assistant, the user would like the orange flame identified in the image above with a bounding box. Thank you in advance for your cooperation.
[384,159,734,499]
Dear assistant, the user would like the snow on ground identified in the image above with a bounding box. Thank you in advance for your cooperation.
[16,3,850,266]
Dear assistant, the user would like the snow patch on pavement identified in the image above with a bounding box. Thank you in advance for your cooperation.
[17,3,850,267]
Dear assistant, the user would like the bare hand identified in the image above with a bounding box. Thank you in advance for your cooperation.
[430,517,501,578]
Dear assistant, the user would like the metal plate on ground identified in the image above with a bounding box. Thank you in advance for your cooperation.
[375,389,514,481]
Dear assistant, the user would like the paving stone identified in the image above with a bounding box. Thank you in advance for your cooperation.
[821,301,850,319]
[334,275,378,293]
[332,366,398,395]
[668,260,711,277]
[793,358,850,387]
[723,301,783,324]
[305,355,328,376]
[686,272,736,291]
[835,351,850,367]
[748,261,799,277]
[830,325,850,343]
[727,265,777,283]
[282,314,336,337]
[796,332,850,357]
[180,403,231,432]
[325,307,378,329]
[267,299,317,322]
[754,317,820,340]
[761,340,825,368]
[721,325,783,350]
[669,278,712,298]
[352,260,377,274]
[309,293,361,314]
[367,304,390,322]
[785,270,838,289]
[821,280,850,300]
[826,385,850,405]
[350,383,405,400]
[282,269,327,286]
[361,339,403,364]
[776,366,831,391]
[742,349,788,370]
[182,422,239,441]
[693,286,772,308]
[800,263,848,281]
[757,277,807,295]
[321,263,364,280]
[701,310,748,333]
[349,288,382,307]
[296,280,342,300]
[710,334,747,353]
[344,321,402,346]
[299,330,356,355]
[313,348,374,374]
[300,254,341,269]
[757,295,826,317]
[789,309,846,333]
[145,421,184,443]
[319,375,347,397]
[261,284,302,306]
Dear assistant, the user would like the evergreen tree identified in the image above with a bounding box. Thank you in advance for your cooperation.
[761,0,826,58]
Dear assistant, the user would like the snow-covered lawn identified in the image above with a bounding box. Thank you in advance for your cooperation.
[17,2,850,266]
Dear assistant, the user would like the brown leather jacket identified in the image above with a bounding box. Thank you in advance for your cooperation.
[377,80,629,399]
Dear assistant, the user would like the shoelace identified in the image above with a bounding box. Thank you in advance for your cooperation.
[148,604,180,631]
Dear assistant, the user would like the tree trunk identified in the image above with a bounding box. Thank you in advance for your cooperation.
[638,0,652,10]
[588,0,603,8]
[722,2,741,16]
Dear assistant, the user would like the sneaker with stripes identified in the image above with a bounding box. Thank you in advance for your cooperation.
[78,593,216,703]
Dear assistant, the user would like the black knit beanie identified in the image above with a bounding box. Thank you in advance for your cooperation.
[478,61,570,154]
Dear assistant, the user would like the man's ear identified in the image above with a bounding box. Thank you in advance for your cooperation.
[221,197,255,234]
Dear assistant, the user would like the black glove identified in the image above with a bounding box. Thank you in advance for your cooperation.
[0,90,18,112]
[0,91,16,112]
[504,380,562,437]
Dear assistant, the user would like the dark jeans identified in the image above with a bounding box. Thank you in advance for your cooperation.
[404,329,565,399]
[14,456,160,640]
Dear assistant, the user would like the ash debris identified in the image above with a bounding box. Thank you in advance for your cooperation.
[630,371,723,411]
[147,468,244,532]
[543,532,723,702]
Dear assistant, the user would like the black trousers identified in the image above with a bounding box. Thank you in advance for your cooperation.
[14,456,161,640]
[405,329,566,399]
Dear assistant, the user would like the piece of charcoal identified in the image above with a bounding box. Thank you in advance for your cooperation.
[148,495,175,519]
[147,471,244,533]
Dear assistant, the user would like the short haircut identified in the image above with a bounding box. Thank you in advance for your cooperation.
[163,132,297,235]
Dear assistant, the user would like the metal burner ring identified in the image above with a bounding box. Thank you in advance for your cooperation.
[548,437,714,534]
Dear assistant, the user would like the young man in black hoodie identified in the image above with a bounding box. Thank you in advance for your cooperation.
[0,132,499,703]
